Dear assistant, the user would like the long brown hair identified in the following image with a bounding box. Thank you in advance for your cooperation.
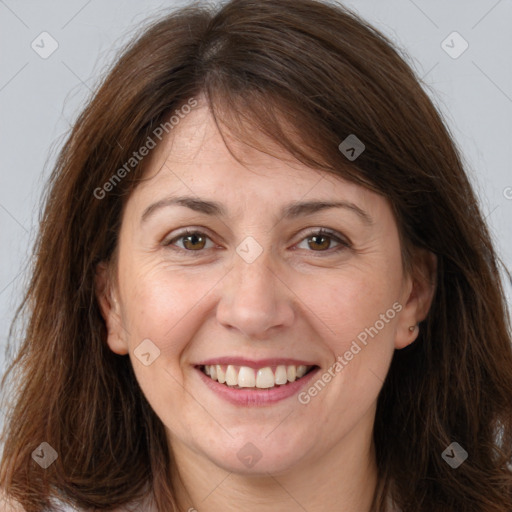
[1,0,511,510]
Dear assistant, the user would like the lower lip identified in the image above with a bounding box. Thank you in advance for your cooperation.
[195,366,320,406]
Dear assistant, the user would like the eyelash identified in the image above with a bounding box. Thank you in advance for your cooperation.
[162,228,351,256]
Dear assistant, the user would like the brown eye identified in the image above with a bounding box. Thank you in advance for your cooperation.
[309,234,331,250]
[165,230,213,252]
[296,229,350,253]
[182,232,206,250]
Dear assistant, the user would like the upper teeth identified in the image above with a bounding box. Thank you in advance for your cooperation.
[203,364,311,389]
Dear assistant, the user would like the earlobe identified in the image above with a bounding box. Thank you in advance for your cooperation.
[395,249,437,350]
[94,261,129,355]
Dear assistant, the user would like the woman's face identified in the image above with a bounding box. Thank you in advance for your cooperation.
[99,104,427,476]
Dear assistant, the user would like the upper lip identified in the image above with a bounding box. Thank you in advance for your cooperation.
[195,357,318,368]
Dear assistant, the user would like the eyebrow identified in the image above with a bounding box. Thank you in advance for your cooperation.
[140,195,373,225]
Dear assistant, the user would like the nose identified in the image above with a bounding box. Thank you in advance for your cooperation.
[216,251,295,340]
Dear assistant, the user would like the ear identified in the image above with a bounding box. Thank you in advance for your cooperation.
[395,248,437,350]
[95,261,129,355]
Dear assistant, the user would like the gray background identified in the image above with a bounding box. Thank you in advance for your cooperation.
[1,0,512,425]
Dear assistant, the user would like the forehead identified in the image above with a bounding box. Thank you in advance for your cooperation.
[130,105,380,214]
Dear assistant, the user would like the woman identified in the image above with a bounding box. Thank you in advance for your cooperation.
[1,0,511,510]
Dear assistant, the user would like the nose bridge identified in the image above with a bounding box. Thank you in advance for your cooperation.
[216,243,294,338]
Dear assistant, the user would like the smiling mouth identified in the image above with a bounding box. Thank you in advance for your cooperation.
[199,364,317,389]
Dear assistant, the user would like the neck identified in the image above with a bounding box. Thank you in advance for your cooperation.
[169,407,379,512]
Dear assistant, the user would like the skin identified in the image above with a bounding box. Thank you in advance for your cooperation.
[96,101,436,512]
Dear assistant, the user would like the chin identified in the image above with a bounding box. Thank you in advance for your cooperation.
[203,435,311,475]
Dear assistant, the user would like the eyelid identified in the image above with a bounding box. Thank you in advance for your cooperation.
[163,227,215,244]
[163,226,351,255]
[294,227,352,251]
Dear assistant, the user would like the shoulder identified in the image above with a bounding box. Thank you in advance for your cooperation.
[0,492,80,512]
[0,491,25,512]
[0,490,156,512]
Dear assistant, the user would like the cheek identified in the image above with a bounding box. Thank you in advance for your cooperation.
[119,266,208,423]
[119,262,224,363]
[310,266,401,344]
[295,255,402,406]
